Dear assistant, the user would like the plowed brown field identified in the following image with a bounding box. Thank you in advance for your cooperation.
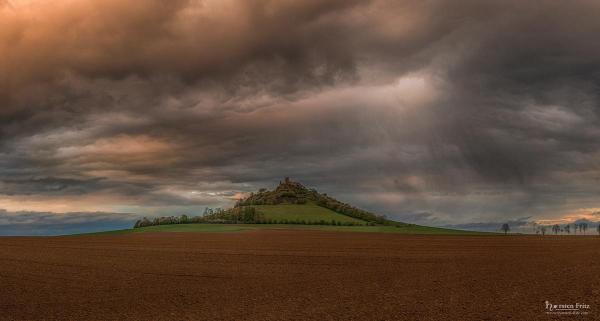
[1,230,599,320]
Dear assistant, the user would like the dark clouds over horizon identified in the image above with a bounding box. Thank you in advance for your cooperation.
[1,0,599,234]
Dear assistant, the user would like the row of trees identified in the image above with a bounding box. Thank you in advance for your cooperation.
[202,206,258,223]
[500,223,600,235]
[134,214,200,228]
[549,223,591,235]
[239,198,308,206]
[316,198,391,225]
[134,207,258,228]
[133,207,371,228]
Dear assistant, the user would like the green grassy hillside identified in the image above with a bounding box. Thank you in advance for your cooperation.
[75,223,494,236]
[253,204,366,224]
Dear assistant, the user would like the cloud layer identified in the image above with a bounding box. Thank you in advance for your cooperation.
[1,0,599,234]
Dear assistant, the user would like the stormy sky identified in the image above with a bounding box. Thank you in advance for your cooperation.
[1,0,599,234]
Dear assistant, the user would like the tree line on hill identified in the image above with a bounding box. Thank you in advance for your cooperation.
[133,206,369,228]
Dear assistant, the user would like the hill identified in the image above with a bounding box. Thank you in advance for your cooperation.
[134,178,415,229]
[236,177,400,226]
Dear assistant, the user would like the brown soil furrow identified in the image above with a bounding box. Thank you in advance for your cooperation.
[0,231,599,320]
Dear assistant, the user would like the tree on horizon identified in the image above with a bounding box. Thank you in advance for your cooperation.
[501,223,510,235]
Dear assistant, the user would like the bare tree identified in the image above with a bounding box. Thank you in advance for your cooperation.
[564,224,570,234]
[552,224,560,235]
[501,223,510,235]
[582,223,588,234]
[541,226,547,235]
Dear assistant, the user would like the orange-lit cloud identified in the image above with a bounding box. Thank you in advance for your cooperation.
[536,208,600,226]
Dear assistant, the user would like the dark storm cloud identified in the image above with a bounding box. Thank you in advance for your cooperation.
[1,0,599,233]
[0,0,361,104]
